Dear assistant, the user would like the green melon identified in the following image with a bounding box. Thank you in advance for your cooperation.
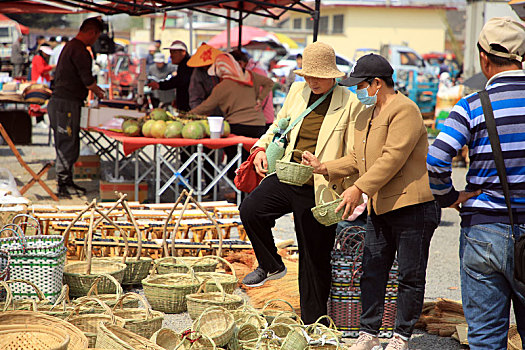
[199,120,210,137]
[222,121,231,137]
[164,121,184,138]
[142,120,156,138]
[150,108,168,121]
[123,119,140,137]
[182,121,205,139]
[151,120,167,139]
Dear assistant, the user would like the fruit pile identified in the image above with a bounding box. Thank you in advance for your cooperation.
[120,108,230,140]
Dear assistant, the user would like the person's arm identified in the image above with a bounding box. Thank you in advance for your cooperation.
[159,62,190,90]
[252,71,273,103]
[72,46,97,91]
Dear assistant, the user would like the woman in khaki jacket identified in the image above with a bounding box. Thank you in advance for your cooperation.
[302,54,440,349]
[239,42,364,324]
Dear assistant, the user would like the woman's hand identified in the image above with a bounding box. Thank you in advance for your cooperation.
[302,151,327,175]
[335,185,364,220]
[254,151,268,177]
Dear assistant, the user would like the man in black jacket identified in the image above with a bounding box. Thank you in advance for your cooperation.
[147,40,193,112]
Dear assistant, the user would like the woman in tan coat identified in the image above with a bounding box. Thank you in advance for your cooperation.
[302,54,440,349]
[239,42,364,324]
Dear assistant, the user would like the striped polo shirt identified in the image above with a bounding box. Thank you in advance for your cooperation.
[427,70,525,227]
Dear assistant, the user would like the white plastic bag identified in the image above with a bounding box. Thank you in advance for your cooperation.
[0,168,21,197]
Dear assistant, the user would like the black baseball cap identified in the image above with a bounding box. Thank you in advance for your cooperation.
[340,53,394,87]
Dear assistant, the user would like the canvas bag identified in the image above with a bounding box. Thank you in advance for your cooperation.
[266,84,336,173]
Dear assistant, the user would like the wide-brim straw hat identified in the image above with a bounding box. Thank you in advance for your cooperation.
[187,43,223,67]
[294,41,344,79]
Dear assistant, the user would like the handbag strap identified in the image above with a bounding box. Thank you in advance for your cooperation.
[276,84,336,142]
[478,90,515,230]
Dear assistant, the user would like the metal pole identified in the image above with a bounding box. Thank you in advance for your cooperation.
[155,144,160,203]
[227,9,231,51]
[188,10,194,53]
[197,144,203,202]
[312,0,321,42]
[238,5,243,50]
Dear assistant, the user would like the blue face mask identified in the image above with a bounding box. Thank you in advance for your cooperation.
[356,86,378,105]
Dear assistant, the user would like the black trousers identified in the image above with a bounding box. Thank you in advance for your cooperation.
[225,123,266,182]
[48,96,82,186]
[240,174,336,324]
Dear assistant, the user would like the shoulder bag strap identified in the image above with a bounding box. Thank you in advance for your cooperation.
[478,89,515,229]
[276,84,336,142]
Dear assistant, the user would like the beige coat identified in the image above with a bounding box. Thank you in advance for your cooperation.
[254,82,365,204]
[324,93,434,215]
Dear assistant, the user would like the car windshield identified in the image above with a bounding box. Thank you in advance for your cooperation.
[399,51,423,67]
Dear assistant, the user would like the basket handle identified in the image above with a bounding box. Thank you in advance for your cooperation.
[0,226,27,252]
[193,255,237,280]
[271,310,303,325]
[305,315,338,333]
[86,274,123,302]
[193,305,230,333]
[306,324,342,349]
[11,214,41,236]
[5,278,47,302]
[196,275,226,301]
[318,187,341,206]
[282,148,304,160]
[0,281,13,312]
[112,292,153,320]
[261,298,296,315]
[66,296,116,324]
[49,284,71,312]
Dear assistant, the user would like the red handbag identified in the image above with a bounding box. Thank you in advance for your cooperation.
[234,147,265,193]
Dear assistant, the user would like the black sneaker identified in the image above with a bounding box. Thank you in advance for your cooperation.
[242,266,287,287]
[57,186,72,199]
[66,181,87,195]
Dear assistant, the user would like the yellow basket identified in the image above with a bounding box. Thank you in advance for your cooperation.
[276,150,313,186]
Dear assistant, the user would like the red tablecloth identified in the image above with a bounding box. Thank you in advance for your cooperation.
[89,127,258,156]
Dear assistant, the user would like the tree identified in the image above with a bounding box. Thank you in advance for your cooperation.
[6,14,69,29]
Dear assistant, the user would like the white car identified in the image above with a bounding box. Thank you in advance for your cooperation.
[272,49,354,77]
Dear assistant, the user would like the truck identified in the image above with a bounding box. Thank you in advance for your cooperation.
[0,19,24,72]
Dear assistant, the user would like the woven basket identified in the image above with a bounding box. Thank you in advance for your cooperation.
[150,328,184,350]
[0,310,88,349]
[0,225,67,302]
[192,306,235,347]
[276,149,313,186]
[74,273,138,310]
[236,316,262,349]
[260,298,298,325]
[112,292,164,339]
[95,256,153,286]
[65,296,126,348]
[95,321,165,350]
[305,316,343,349]
[193,256,238,294]
[150,329,218,350]
[281,326,308,350]
[64,261,127,297]
[311,188,343,226]
[232,305,268,328]
[142,268,202,314]
[156,256,218,274]
[1,278,49,311]
[186,275,244,320]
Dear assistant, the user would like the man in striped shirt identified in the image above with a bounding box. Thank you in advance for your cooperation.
[427,17,525,349]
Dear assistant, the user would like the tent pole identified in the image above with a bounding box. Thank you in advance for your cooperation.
[312,0,320,42]
[188,10,193,52]
[238,3,243,50]
[227,9,231,51]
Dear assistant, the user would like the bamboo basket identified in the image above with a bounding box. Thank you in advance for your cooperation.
[95,321,165,350]
[65,297,126,348]
[0,310,88,350]
[192,306,235,347]
[112,292,165,339]
[142,267,202,314]
[74,273,139,310]
[32,285,94,319]
[236,316,262,349]
[260,299,298,324]
[193,256,238,294]
[186,276,244,320]
[150,328,218,350]
[311,188,343,227]
[156,256,218,274]
[150,328,183,350]
[275,149,314,186]
[231,305,268,329]
[305,315,343,349]
[1,278,49,311]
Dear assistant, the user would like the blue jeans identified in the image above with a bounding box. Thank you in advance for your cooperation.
[460,223,525,349]
[360,200,441,338]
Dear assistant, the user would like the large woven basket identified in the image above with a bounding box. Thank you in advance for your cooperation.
[65,297,126,348]
[275,149,314,186]
[186,276,244,320]
[156,256,218,274]
[96,321,165,350]
[142,269,201,313]
[192,306,235,347]
[64,260,127,297]
[112,292,164,339]
[0,310,88,350]
[95,256,153,286]
[74,273,138,310]
[311,188,343,226]
[193,255,238,294]
[1,278,49,311]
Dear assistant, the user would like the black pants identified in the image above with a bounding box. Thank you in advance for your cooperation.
[240,174,336,324]
[225,124,266,182]
[47,96,82,187]
[361,200,440,338]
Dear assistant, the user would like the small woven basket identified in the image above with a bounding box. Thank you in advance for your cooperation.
[95,321,165,350]
[98,256,153,286]
[305,315,343,349]
[142,268,202,314]
[65,297,126,348]
[0,310,89,350]
[64,261,127,297]
[156,256,218,275]
[260,298,298,325]
[192,306,235,347]
[311,188,343,226]
[112,292,164,339]
[186,275,244,320]
[276,149,313,186]
[232,304,268,328]
[74,273,139,310]
[193,255,238,294]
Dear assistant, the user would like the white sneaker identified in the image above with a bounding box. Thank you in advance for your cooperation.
[35,121,48,129]
[349,332,382,350]
[385,334,409,350]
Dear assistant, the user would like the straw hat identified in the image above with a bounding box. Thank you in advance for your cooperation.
[294,42,344,79]
[187,43,223,67]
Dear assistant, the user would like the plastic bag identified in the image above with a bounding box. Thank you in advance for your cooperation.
[0,168,21,197]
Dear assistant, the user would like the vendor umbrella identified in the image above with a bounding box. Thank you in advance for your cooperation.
[207,26,280,49]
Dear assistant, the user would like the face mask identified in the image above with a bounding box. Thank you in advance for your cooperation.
[356,86,378,105]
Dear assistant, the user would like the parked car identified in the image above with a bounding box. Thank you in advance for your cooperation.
[271,49,354,77]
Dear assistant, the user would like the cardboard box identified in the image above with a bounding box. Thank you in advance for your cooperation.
[80,106,144,129]
[99,181,148,203]
[73,155,100,179]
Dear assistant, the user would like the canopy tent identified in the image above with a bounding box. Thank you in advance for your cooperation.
[0,14,30,34]
[207,26,280,48]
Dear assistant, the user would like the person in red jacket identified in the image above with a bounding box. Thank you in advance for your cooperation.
[30,45,55,127]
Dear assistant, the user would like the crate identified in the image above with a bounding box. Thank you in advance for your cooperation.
[73,155,100,179]
[99,181,148,203]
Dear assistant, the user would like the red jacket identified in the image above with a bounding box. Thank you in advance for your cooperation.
[31,55,53,84]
